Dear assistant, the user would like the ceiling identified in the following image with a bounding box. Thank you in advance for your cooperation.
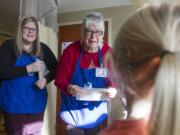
[58,0,131,13]
[0,0,20,23]
[0,0,131,35]
[0,0,20,35]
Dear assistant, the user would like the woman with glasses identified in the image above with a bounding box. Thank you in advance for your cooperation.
[0,16,57,135]
[55,12,117,135]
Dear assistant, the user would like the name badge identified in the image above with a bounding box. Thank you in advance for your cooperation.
[96,68,107,77]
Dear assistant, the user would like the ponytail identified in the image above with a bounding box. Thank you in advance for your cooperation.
[149,53,180,135]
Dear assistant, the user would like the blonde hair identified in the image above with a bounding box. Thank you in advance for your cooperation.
[16,16,41,56]
[112,1,180,135]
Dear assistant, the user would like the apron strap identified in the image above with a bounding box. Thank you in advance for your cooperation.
[75,50,83,70]
[98,46,103,67]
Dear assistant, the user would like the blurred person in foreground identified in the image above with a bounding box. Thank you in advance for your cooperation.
[99,1,180,135]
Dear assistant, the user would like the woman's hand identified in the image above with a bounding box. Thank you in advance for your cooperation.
[27,59,42,73]
[36,78,47,89]
[68,84,82,96]
[105,87,117,99]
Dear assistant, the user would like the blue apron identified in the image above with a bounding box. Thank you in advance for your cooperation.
[60,47,108,129]
[0,54,47,113]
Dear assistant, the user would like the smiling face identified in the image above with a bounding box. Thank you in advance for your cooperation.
[82,23,104,52]
[22,21,37,44]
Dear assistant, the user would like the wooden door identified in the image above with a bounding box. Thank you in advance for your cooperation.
[56,22,109,135]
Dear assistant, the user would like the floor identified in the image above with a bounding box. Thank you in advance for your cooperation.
[0,114,6,135]
[0,125,6,135]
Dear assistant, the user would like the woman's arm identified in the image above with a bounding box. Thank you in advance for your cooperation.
[54,42,80,95]
[54,47,72,94]
[0,40,27,80]
[41,43,58,84]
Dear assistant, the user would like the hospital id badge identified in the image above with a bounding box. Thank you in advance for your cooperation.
[96,68,107,77]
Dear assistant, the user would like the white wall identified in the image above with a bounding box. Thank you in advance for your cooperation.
[39,23,58,135]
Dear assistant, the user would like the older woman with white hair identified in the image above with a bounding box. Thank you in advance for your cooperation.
[55,12,116,135]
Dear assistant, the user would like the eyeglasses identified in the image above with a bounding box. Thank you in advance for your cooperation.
[22,26,37,33]
[85,29,103,36]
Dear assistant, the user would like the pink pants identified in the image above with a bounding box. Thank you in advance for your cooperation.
[3,112,44,135]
